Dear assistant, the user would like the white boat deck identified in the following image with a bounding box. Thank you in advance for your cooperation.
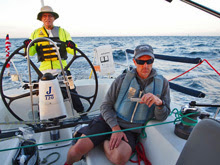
[0,78,187,165]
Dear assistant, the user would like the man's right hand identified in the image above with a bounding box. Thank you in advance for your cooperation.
[140,93,163,107]
[23,39,32,48]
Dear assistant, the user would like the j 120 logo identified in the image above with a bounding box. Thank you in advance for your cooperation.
[45,86,54,100]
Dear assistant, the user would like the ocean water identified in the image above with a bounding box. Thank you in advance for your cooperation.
[0,36,220,117]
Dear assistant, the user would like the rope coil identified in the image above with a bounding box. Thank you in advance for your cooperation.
[130,142,151,165]
[41,152,60,165]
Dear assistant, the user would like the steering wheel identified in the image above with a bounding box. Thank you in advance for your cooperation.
[0,38,98,124]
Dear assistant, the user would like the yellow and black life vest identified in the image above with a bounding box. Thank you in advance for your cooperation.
[36,27,68,62]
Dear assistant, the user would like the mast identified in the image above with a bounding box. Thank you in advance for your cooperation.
[41,0,44,7]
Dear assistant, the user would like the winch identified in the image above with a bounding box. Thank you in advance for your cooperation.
[174,103,201,140]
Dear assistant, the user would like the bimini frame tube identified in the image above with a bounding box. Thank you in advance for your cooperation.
[166,0,220,19]
[181,0,220,19]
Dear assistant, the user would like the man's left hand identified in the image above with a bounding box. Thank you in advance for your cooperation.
[140,93,162,107]
[66,40,75,49]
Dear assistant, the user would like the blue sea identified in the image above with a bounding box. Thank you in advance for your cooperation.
[0,36,220,117]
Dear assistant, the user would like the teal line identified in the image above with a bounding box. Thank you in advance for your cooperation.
[0,120,175,152]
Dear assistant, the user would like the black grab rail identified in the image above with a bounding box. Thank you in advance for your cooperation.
[126,49,202,64]
[169,82,205,98]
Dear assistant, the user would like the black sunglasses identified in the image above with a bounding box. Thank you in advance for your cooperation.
[135,59,154,65]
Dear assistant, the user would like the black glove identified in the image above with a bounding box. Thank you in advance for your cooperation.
[23,39,32,48]
[66,40,75,49]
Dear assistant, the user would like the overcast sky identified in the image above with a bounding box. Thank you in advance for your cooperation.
[0,0,219,38]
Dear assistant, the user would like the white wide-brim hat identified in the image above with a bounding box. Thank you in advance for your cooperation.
[37,6,59,20]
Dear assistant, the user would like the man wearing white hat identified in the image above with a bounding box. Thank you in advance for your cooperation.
[24,6,84,114]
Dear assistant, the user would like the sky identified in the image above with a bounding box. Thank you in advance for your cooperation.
[0,0,219,38]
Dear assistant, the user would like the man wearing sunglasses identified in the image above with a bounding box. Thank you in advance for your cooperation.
[65,44,170,165]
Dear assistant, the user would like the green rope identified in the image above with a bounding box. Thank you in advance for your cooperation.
[170,108,199,126]
[0,107,199,153]
[130,119,151,160]
[0,120,175,153]
[140,120,150,139]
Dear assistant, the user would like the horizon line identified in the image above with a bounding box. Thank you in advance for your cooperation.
[0,35,220,39]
